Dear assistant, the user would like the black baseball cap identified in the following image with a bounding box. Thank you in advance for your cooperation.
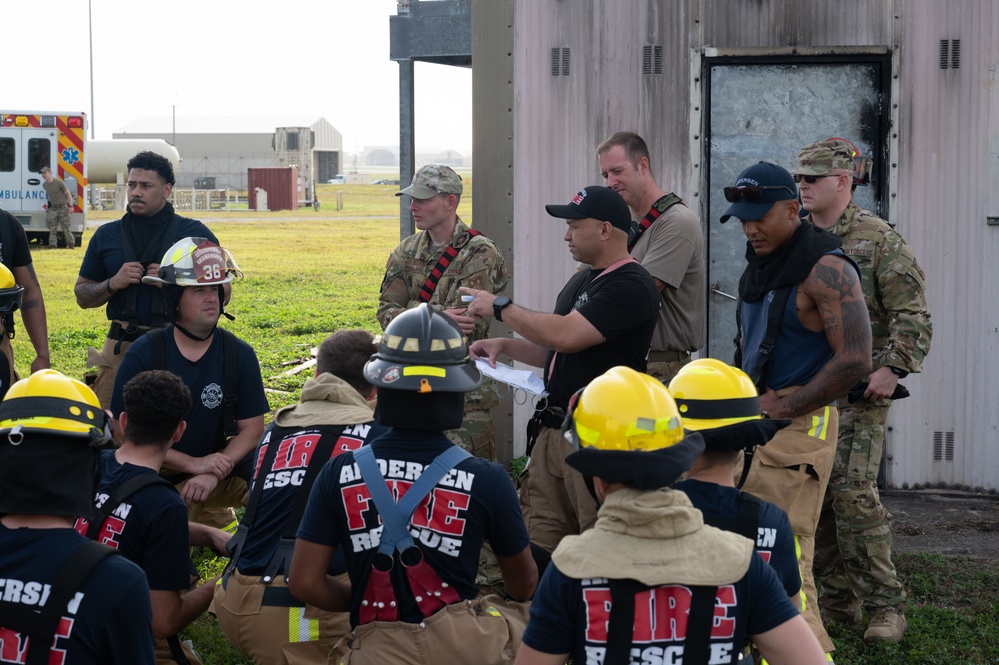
[719,162,798,223]
[545,186,632,232]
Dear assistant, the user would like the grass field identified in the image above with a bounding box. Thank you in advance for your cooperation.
[19,182,999,663]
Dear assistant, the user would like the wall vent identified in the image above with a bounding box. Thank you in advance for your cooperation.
[939,39,961,70]
[551,47,571,76]
[932,431,955,461]
[642,45,663,75]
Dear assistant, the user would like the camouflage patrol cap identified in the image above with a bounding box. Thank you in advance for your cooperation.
[396,164,463,200]
[792,140,857,176]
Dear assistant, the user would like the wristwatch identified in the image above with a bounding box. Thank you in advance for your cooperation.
[493,295,512,322]
[888,366,909,379]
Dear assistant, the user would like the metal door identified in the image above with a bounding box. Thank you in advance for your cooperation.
[702,54,891,359]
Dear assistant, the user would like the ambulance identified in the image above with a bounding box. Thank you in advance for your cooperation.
[0,110,87,246]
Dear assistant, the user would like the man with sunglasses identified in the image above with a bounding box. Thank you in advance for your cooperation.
[794,140,932,643]
[721,161,872,655]
[378,165,508,461]
[597,131,704,381]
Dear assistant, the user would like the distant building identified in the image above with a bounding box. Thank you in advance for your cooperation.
[358,146,471,168]
[112,116,343,195]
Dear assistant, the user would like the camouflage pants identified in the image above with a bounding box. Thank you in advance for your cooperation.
[814,401,905,614]
[446,385,498,460]
[46,205,74,247]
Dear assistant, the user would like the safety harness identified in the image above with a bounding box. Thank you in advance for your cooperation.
[0,540,116,665]
[628,193,683,252]
[351,444,470,623]
[147,326,239,441]
[418,228,482,303]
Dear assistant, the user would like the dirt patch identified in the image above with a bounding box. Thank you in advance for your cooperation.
[884,490,999,559]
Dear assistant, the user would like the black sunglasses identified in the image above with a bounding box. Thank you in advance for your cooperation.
[793,173,841,184]
[723,185,796,203]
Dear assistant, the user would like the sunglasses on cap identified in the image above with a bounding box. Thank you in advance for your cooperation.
[793,173,842,184]
[723,185,796,203]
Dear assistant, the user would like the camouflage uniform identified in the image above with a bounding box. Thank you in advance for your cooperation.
[42,171,75,248]
[807,200,932,620]
[378,167,508,460]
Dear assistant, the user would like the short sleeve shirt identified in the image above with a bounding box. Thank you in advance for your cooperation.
[110,327,270,464]
[0,524,155,664]
[0,209,33,270]
[522,555,798,663]
[544,262,660,409]
[297,429,529,627]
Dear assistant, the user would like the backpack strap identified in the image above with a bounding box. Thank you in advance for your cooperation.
[417,228,482,303]
[0,540,115,665]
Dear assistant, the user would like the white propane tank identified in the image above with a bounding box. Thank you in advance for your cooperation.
[89,140,181,184]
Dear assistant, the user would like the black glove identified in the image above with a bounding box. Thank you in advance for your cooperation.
[847,381,910,404]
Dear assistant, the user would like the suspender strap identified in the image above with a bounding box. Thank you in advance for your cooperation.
[604,579,648,665]
[166,635,192,665]
[685,585,720,665]
[417,228,482,303]
[628,192,683,252]
[736,491,763,541]
[119,215,182,332]
[220,328,239,439]
[148,327,238,441]
[353,445,472,556]
[224,424,281,584]
[86,473,175,540]
[17,540,114,665]
[254,432,342,584]
[738,285,793,391]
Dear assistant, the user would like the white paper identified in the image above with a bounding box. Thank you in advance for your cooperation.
[474,359,548,397]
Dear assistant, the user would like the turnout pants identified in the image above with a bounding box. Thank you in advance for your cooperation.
[518,424,598,555]
[736,388,838,653]
[331,596,530,665]
[814,400,906,616]
[213,571,351,664]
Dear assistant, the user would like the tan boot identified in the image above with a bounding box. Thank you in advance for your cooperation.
[864,608,907,642]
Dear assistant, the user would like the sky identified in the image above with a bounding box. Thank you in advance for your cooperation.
[7,0,472,151]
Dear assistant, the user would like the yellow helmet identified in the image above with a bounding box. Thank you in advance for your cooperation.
[668,358,761,431]
[563,367,704,490]
[0,263,24,314]
[141,237,243,287]
[566,366,684,452]
[0,369,112,446]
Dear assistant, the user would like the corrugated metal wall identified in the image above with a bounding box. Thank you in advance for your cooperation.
[501,0,999,488]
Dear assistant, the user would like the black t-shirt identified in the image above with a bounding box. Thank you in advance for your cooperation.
[237,420,388,575]
[545,262,660,409]
[73,452,192,592]
[0,524,155,664]
[297,429,529,626]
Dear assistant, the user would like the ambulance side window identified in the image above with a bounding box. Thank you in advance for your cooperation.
[27,138,51,172]
[0,138,14,172]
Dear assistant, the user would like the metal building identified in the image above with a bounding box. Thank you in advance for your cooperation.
[113,116,343,195]
[465,0,999,491]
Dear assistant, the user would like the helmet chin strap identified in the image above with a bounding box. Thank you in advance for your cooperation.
[173,322,215,342]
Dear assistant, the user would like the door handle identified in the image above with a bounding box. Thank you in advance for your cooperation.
[711,282,738,301]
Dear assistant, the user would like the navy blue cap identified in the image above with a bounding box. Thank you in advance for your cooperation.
[719,162,798,223]
[545,186,633,232]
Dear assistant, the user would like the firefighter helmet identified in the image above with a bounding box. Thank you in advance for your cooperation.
[0,369,112,446]
[141,237,242,287]
[364,304,482,394]
[0,264,24,314]
[563,366,704,489]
